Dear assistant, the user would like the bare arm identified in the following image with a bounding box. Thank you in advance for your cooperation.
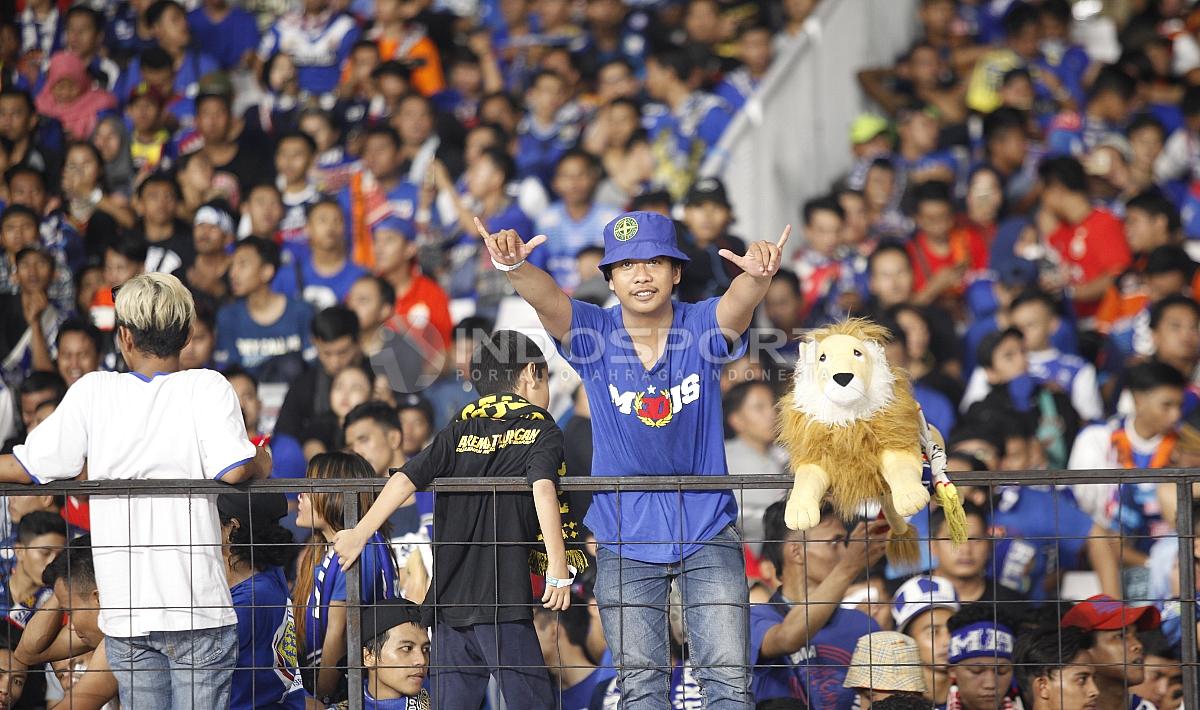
[1085,523,1122,598]
[715,226,791,336]
[0,455,34,484]
[759,521,888,658]
[217,440,273,484]
[24,292,53,373]
[16,596,93,666]
[315,602,347,701]
[49,642,118,710]
[857,67,907,115]
[532,478,570,611]
[476,219,573,341]
[333,472,417,570]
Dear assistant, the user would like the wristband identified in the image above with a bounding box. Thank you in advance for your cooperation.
[545,564,578,589]
[491,257,526,272]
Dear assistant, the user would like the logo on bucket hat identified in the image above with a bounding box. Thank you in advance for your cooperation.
[613,216,639,241]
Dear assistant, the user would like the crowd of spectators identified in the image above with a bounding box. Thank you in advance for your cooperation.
[0,0,1195,708]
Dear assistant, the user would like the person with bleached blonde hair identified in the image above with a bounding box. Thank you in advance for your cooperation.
[0,272,273,709]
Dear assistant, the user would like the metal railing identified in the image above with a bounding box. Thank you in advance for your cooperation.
[1,467,1196,709]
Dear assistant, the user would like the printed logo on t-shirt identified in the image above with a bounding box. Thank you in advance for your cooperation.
[608,373,700,427]
[273,607,303,692]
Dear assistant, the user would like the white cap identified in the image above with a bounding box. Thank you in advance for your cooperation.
[891,575,960,632]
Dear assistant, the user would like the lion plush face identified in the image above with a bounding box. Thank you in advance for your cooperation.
[793,331,896,426]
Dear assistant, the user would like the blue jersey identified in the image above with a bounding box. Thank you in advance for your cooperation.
[750,592,878,708]
[515,118,579,186]
[914,384,956,438]
[556,298,744,563]
[530,202,621,291]
[990,487,1093,601]
[714,68,760,113]
[272,246,367,311]
[214,297,315,375]
[259,11,361,96]
[187,7,261,70]
[231,568,305,710]
[17,6,62,57]
[117,49,221,125]
[560,667,605,710]
[303,533,397,666]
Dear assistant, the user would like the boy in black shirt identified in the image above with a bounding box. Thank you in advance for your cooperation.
[334,329,571,710]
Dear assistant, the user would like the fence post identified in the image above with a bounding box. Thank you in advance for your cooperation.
[345,492,363,710]
[1176,477,1196,702]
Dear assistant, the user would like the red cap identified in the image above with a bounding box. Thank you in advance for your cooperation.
[1061,595,1161,631]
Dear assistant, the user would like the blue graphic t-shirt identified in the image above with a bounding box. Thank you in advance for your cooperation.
[272,246,367,311]
[750,591,878,709]
[990,487,1094,601]
[230,567,305,710]
[556,297,745,563]
[214,297,315,375]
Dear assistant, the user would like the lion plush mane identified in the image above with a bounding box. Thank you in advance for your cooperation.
[778,319,923,519]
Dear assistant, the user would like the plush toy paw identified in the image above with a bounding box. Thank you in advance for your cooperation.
[785,495,821,531]
[889,480,931,517]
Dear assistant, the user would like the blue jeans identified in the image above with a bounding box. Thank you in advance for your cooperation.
[106,624,238,710]
[594,524,752,708]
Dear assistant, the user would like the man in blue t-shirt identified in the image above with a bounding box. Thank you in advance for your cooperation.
[751,500,886,709]
[480,209,791,706]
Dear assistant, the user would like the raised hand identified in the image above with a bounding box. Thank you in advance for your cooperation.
[718,225,791,278]
[474,216,547,268]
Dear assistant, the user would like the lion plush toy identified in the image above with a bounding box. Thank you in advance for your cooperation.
[778,318,965,565]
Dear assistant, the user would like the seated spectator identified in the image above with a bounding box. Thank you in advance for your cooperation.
[36,52,117,141]
[60,142,132,250]
[678,178,748,303]
[931,501,1026,607]
[222,366,264,445]
[945,604,1019,710]
[0,247,64,386]
[1046,65,1136,158]
[344,275,396,359]
[299,108,356,193]
[534,603,606,709]
[1141,295,1200,397]
[421,316,488,427]
[892,574,960,707]
[134,172,194,275]
[1008,289,1103,421]
[794,194,850,326]
[240,183,286,243]
[302,363,373,459]
[0,204,74,317]
[514,70,575,188]
[1097,244,1194,367]
[259,0,360,98]
[182,199,236,307]
[214,236,315,379]
[12,371,67,440]
[126,77,173,173]
[1060,595,1160,710]
[217,491,304,710]
[1040,156,1132,322]
[0,626,41,710]
[64,6,119,91]
[274,131,319,247]
[117,0,220,120]
[293,452,397,703]
[186,0,259,71]
[1014,625,1099,710]
[1130,629,1182,710]
[52,318,101,387]
[373,215,452,356]
[188,87,274,205]
[881,317,957,436]
[530,149,620,292]
[396,395,434,458]
[1,511,67,629]
[751,500,887,708]
[1069,362,1184,565]
[353,598,430,708]
[907,180,987,308]
[722,380,786,545]
[271,199,367,310]
[888,303,964,407]
[180,302,217,371]
[337,126,418,270]
[715,23,773,113]
[842,631,926,707]
[343,400,432,539]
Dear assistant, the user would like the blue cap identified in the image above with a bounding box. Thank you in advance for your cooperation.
[371,214,415,240]
[598,211,690,268]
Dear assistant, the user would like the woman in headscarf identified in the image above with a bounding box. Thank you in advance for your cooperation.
[91,115,136,198]
[35,51,117,140]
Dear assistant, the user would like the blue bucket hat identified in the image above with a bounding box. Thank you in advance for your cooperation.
[598,211,690,268]
[371,214,415,240]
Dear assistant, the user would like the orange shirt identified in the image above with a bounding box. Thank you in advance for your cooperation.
[378,34,445,97]
[394,271,452,353]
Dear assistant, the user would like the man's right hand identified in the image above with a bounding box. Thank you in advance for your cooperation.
[839,520,890,574]
[475,217,547,268]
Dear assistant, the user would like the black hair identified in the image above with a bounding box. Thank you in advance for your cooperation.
[234,236,282,275]
[65,5,105,32]
[372,59,411,83]
[311,304,361,343]
[1128,112,1166,140]
[983,107,1027,145]
[1002,1,1040,38]
[453,315,493,340]
[629,189,672,212]
[303,197,340,219]
[867,156,896,174]
[276,129,318,155]
[145,0,185,27]
[17,510,68,545]
[222,364,258,390]
[773,268,801,297]
[1038,156,1088,195]
[802,195,844,225]
[722,379,775,439]
[1000,66,1032,87]
[1014,625,1094,707]
[13,246,52,271]
[1126,188,1182,234]
[1149,294,1200,331]
[19,371,67,400]
[932,498,987,541]
[468,121,509,148]
[107,234,149,264]
[43,534,95,590]
[1089,64,1137,103]
[364,124,402,149]
[141,46,174,71]
[136,170,182,200]
[1126,360,1188,393]
[912,179,953,210]
[0,87,34,114]
[948,423,1006,462]
[868,239,912,274]
[471,330,548,396]
[479,147,517,186]
[869,696,929,710]
[4,164,46,192]
[555,148,602,178]
[761,498,836,573]
[1139,628,1180,661]
[55,317,103,355]
[219,509,297,573]
[754,700,811,710]
[647,46,693,82]
[354,274,396,307]
[1184,84,1200,118]
[536,602,592,652]
[1008,288,1059,316]
[528,68,566,90]
[344,400,402,434]
[395,394,435,429]
[977,327,1023,370]
[1145,245,1194,278]
[1040,0,1073,24]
